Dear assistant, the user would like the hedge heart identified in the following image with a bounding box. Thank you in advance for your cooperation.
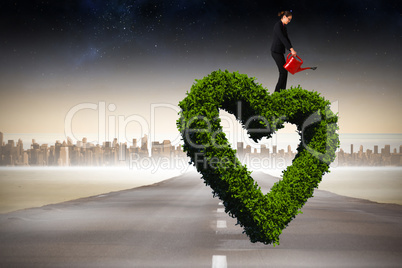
[177,70,339,246]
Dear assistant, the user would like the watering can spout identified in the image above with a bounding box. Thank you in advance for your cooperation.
[294,66,315,73]
[284,54,317,75]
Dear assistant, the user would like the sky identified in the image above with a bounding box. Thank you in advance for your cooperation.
[0,0,401,146]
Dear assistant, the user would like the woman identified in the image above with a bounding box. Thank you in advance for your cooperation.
[271,11,297,93]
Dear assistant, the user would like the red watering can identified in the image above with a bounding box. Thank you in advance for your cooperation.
[284,53,317,75]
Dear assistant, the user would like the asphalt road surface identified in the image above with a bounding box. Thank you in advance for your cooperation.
[1,171,402,267]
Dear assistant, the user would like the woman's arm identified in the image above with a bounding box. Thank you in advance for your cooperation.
[273,22,292,51]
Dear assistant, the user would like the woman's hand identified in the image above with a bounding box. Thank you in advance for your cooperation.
[290,48,297,57]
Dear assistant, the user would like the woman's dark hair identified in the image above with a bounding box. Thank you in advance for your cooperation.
[278,11,292,18]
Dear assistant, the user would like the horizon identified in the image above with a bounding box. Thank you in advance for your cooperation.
[2,132,402,152]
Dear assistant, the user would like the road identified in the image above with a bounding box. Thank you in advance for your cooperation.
[1,171,402,267]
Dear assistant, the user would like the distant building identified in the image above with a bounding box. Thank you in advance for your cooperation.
[40,144,48,166]
[260,145,269,155]
[17,139,24,164]
[104,141,111,148]
[119,143,127,161]
[237,142,244,156]
[162,140,173,156]
[67,137,73,146]
[141,134,148,155]
[245,145,251,154]
[55,141,62,165]
[58,146,70,166]
[23,152,29,166]
[151,141,161,155]
[384,145,391,157]
[113,138,118,148]
[132,139,137,148]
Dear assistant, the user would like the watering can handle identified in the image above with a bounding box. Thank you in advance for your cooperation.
[286,53,303,64]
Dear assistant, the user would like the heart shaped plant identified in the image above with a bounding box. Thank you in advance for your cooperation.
[177,70,339,245]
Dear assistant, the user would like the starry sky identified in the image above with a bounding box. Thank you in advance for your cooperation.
[0,0,401,145]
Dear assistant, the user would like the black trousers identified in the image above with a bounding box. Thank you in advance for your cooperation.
[271,51,288,93]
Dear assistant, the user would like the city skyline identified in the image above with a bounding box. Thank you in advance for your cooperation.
[2,131,401,153]
[1,132,401,168]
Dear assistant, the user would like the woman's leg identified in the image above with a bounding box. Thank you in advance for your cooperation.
[271,52,288,92]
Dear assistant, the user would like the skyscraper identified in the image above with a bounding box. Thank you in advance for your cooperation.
[119,143,127,161]
[17,139,24,163]
[132,139,137,148]
[141,135,147,149]
[40,144,48,166]
[55,141,62,164]
[59,146,69,166]
[358,145,364,157]
[163,140,172,156]
[104,141,111,148]
[260,144,269,155]
[141,135,148,154]
[384,145,391,157]
[237,142,244,155]
[113,138,118,148]
[67,137,73,146]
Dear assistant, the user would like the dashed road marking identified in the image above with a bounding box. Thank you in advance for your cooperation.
[217,220,227,228]
[212,255,227,268]
[214,203,228,266]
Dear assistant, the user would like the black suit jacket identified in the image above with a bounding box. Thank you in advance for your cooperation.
[271,20,292,54]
